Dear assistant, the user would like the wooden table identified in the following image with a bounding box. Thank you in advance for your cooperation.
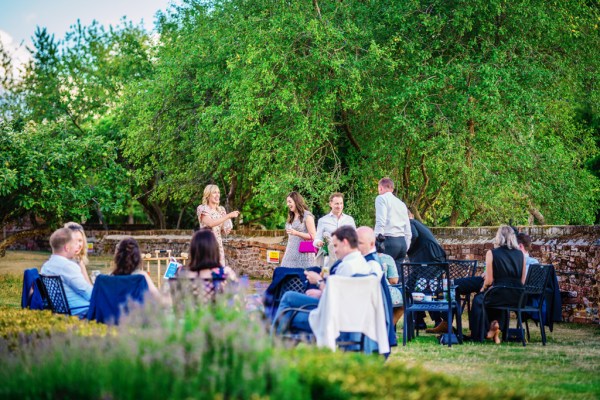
[143,250,188,288]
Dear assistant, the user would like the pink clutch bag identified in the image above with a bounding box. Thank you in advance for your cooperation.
[298,234,318,253]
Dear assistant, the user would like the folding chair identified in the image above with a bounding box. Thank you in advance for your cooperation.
[400,262,463,347]
[36,274,87,316]
[86,274,149,324]
[263,267,319,321]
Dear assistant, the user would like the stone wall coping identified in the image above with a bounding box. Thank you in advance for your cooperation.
[86,225,599,240]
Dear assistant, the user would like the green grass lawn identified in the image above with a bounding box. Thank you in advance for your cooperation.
[2,250,599,399]
[389,323,600,400]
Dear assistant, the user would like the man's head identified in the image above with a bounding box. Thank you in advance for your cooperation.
[356,226,376,256]
[329,192,344,216]
[378,177,394,195]
[331,225,358,260]
[516,232,532,255]
[49,228,77,258]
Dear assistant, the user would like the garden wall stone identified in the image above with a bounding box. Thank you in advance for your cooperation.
[7,225,599,323]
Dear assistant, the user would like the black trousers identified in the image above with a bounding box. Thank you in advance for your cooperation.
[383,235,407,276]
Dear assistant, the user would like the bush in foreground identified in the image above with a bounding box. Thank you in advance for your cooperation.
[0,290,526,399]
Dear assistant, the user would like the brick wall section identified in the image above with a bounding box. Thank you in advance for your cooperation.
[431,226,600,324]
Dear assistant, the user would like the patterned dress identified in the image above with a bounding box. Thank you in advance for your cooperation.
[281,210,315,268]
[197,204,232,266]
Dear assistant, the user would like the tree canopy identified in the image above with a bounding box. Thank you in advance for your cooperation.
[1,0,599,233]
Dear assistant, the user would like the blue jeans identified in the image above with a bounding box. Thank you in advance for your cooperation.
[273,291,319,333]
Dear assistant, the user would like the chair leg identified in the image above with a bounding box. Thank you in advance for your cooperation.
[516,311,526,347]
[402,311,409,346]
[480,308,487,343]
[456,306,463,344]
[525,319,531,342]
[538,311,547,345]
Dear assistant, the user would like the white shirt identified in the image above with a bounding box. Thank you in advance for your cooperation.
[374,192,412,244]
[313,212,356,246]
[41,254,93,316]
[336,250,376,277]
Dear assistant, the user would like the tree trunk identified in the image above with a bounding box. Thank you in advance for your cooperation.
[0,227,51,257]
[528,206,545,225]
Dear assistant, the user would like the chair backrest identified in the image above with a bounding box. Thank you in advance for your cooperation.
[169,276,227,306]
[447,259,478,280]
[525,264,553,297]
[87,274,149,324]
[399,262,450,300]
[276,275,306,301]
[37,274,71,315]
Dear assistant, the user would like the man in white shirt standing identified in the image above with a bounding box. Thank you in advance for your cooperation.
[374,177,412,275]
[41,227,93,316]
[313,192,356,268]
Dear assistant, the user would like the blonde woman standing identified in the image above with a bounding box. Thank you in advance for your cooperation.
[196,184,239,266]
[64,222,93,285]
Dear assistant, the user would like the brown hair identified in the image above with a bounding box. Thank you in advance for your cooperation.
[517,233,532,252]
[286,191,310,224]
[378,178,394,190]
[112,237,142,276]
[329,192,344,202]
[49,228,73,253]
[186,229,221,272]
[332,225,358,249]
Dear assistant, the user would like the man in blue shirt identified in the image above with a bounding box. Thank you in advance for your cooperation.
[517,232,539,276]
[41,227,93,316]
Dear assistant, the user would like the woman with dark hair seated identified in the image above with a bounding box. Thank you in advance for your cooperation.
[113,237,163,301]
[177,229,237,298]
[468,225,527,343]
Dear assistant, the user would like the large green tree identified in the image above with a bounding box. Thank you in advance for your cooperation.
[120,0,599,227]
[0,19,154,249]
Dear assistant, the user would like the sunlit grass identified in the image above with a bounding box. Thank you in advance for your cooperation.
[391,318,600,399]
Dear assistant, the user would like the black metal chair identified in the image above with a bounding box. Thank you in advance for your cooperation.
[400,262,463,347]
[447,259,478,314]
[264,270,310,321]
[481,263,553,346]
[36,274,87,315]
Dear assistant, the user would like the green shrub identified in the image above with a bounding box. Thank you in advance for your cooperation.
[0,286,526,399]
[0,307,110,349]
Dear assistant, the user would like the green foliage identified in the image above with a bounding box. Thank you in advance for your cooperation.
[0,288,525,400]
[1,0,599,228]
[0,120,129,228]
[118,0,599,227]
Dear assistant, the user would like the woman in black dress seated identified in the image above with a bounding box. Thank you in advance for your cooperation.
[468,225,526,343]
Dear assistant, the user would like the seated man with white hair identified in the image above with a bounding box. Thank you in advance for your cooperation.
[356,226,404,325]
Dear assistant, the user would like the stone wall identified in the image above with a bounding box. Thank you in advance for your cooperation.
[8,225,599,324]
[433,226,600,324]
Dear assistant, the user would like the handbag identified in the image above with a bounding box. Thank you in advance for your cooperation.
[298,234,318,254]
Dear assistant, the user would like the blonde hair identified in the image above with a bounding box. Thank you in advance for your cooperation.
[493,225,519,250]
[202,184,220,206]
[64,222,89,266]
